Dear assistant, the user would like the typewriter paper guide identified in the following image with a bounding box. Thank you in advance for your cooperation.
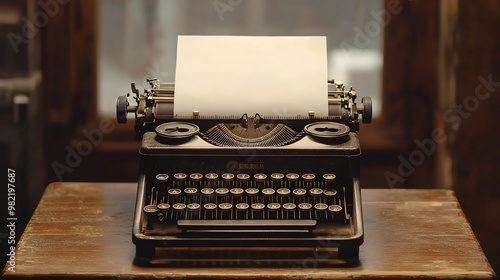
[174,36,328,118]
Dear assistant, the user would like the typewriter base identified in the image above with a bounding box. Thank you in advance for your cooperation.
[134,245,360,267]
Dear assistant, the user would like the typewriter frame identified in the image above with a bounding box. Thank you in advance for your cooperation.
[118,80,370,265]
[132,131,364,265]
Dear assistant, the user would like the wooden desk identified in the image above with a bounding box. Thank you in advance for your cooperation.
[2,183,495,279]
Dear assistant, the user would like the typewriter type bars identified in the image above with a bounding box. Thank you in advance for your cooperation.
[119,79,371,265]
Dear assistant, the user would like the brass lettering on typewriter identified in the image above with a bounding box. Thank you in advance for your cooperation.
[229,162,265,170]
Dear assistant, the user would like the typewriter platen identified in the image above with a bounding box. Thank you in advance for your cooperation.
[117,79,372,265]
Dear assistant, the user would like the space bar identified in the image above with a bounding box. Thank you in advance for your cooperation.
[177,220,317,232]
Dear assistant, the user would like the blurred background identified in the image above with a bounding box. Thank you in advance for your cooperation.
[0,0,498,274]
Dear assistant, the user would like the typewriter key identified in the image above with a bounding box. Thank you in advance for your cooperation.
[309,188,323,196]
[315,203,328,220]
[230,187,244,196]
[187,203,200,210]
[328,204,343,221]
[254,173,267,181]
[190,173,203,181]
[230,188,244,204]
[262,188,275,196]
[202,203,217,219]
[204,203,217,211]
[184,187,198,195]
[205,173,219,181]
[298,203,312,219]
[271,173,284,181]
[270,173,285,188]
[283,203,296,219]
[277,188,291,204]
[293,189,307,204]
[187,203,201,218]
[156,174,169,183]
[267,203,281,219]
[286,173,300,181]
[236,173,250,188]
[219,203,233,219]
[286,173,300,189]
[201,187,214,196]
[322,173,336,182]
[251,203,265,219]
[245,188,259,196]
[172,203,187,220]
[221,173,235,188]
[222,173,235,181]
[143,204,158,214]
[236,202,249,219]
[157,203,170,211]
[302,173,315,181]
[323,189,337,204]
[173,173,187,181]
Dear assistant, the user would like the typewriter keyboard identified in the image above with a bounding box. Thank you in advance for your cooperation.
[143,172,349,226]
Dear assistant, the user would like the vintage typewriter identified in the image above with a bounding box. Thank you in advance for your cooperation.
[117,78,372,265]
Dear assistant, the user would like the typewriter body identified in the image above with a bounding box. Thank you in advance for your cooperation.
[117,79,372,265]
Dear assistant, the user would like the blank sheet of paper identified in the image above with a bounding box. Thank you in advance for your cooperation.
[173,36,328,118]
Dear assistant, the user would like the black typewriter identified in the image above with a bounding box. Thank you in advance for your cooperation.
[117,79,372,265]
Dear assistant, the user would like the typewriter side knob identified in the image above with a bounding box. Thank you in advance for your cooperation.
[116,95,129,123]
[360,97,372,124]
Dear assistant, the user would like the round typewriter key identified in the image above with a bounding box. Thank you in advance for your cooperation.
[262,188,275,196]
[267,203,281,210]
[293,188,307,196]
[302,173,316,181]
[271,173,285,181]
[323,189,337,197]
[251,203,265,219]
[298,203,312,219]
[237,173,250,181]
[328,204,343,213]
[309,188,323,196]
[173,173,187,181]
[286,173,300,181]
[201,188,214,196]
[236,203,249,219]
[236,202,249,210]
[157,203,170,211]
[168,188,182,196]
[173,203,186,211]
[245,188,259,196]
[298,203,312,211]
[190,173,203,181]
[323,189,337,204]
[187,203,201,211]
[283,203,296,219]
[230,188,244,196]
[322,173,336,182]
[204,203,217,211]
[254,173,267,182]
[143,204,158,213]
[315,203,328,212]
[156,174,169,182]
[205,173,219,181]
[251,203,265,210]
[219,203,232,210]
[283,203,296,211]
[277,188,291,196]
[215,188,229,196]
[222,173,235,181]
[184,187,198,195]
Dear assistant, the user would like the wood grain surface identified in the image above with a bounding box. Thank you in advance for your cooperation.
[2,183,495,279]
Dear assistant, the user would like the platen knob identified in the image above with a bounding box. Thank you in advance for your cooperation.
[361,97,372,124]
[116,95,129,123]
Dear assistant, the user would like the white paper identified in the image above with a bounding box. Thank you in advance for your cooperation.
[174,36,328,118]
